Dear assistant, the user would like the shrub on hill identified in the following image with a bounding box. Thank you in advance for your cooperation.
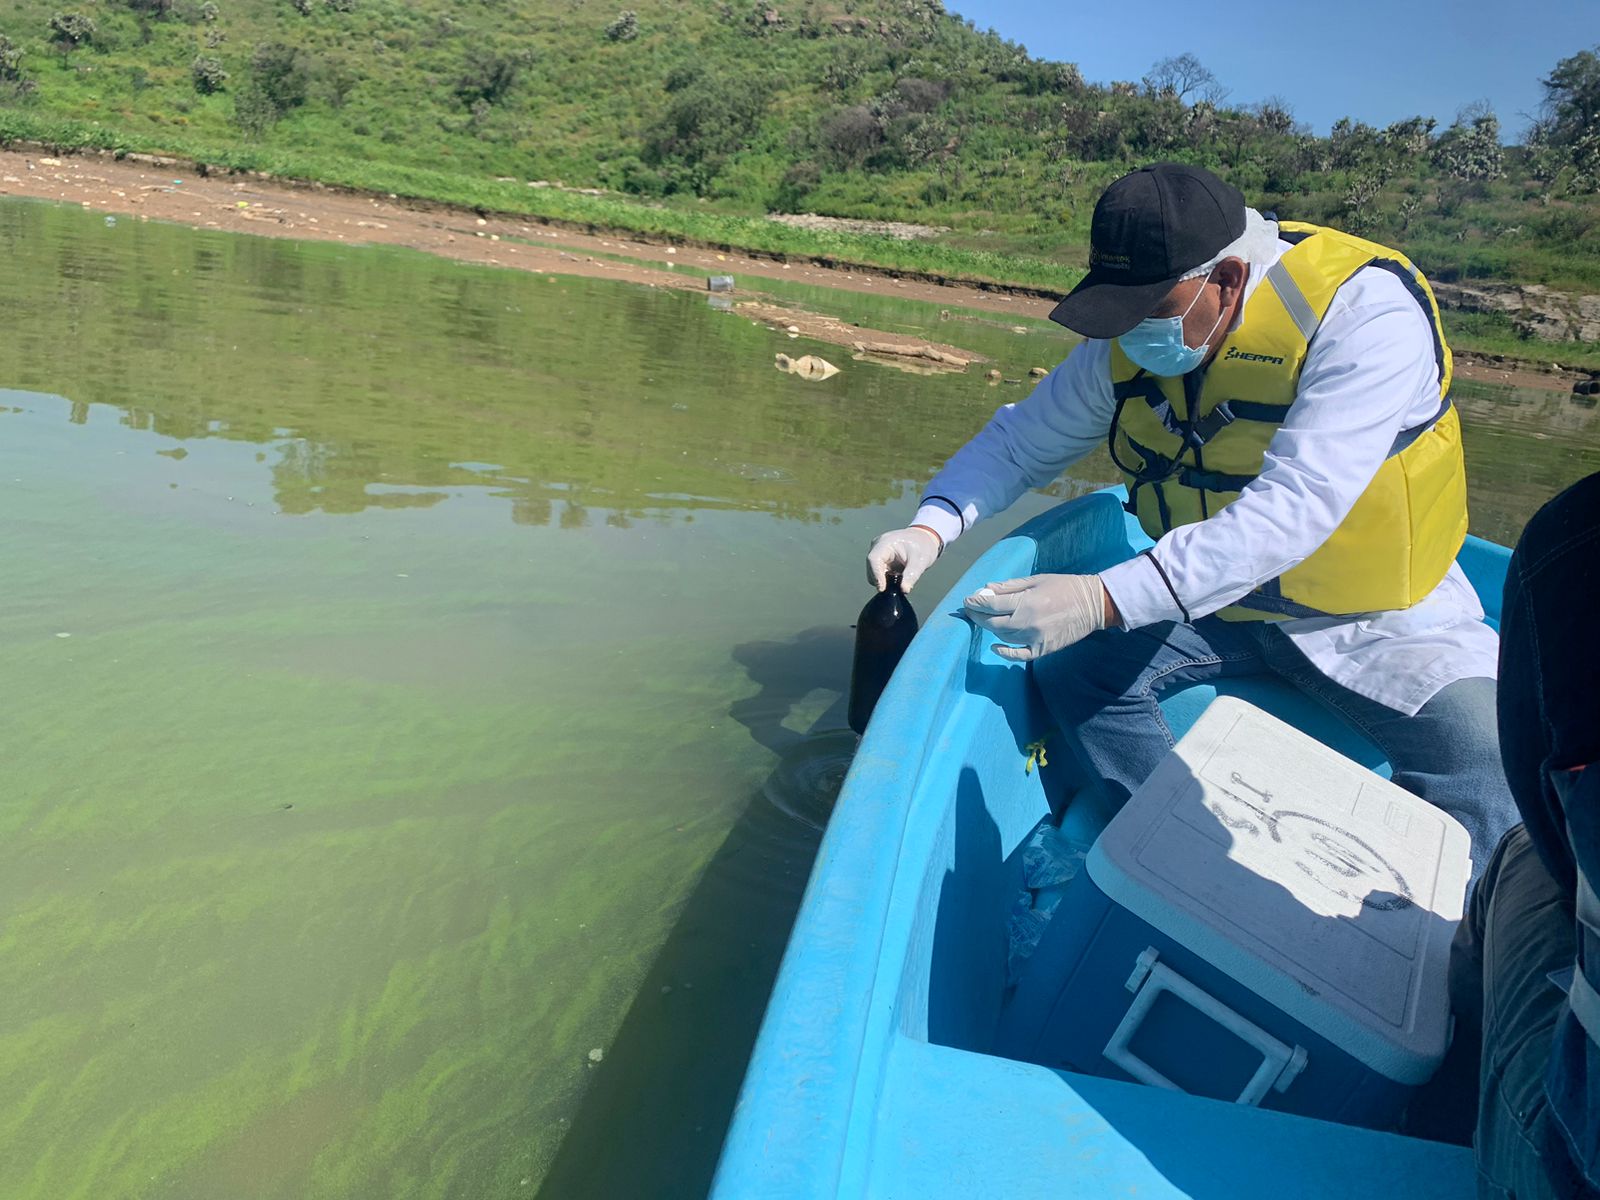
[192,53,226,93]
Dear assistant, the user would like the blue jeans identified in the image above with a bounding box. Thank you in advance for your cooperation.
[1032,616,1518,885]
[1450,825,1583,1198]
[1452,470,1600,1199]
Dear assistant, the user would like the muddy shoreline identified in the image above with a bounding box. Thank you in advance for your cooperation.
[0,144,1579,392]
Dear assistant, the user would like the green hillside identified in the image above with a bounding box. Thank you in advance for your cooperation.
[0,0,1596,300]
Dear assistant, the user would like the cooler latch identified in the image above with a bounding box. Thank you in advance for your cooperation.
[1105,947,1309,1106]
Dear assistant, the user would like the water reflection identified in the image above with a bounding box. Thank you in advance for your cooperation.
[0,201,1016,530]
[1454,378,1600,544]
[7,200,1594,544]
[730,626,858,829]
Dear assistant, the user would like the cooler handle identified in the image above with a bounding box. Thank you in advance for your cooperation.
[1102,948,1308,1106]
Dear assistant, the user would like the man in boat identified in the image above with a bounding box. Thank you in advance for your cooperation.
[865,162,1516,881]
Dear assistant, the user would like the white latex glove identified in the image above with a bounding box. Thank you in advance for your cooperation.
[963,574,1108,662]
[865,525,942,592]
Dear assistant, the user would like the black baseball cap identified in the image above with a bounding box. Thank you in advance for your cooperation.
[1049,163,1246,339]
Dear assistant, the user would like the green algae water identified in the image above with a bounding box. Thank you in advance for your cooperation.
[0,199,1596,1200]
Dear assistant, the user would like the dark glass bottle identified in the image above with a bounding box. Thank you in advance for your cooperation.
[847,571,919,735]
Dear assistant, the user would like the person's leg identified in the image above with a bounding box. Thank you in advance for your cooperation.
[1031,617,1269,808]
[1406,826,1522,1145]
[1491,472,1600,1198]
[1258,635,1517,885]
[1470,825,1576,1199]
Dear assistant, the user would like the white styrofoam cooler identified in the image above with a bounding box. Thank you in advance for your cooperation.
[995,697,1472,1128]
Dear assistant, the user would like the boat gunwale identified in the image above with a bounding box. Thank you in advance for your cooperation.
[711,492,1110,1196]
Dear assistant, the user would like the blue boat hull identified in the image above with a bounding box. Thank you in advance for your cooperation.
[713,489,1506,1199]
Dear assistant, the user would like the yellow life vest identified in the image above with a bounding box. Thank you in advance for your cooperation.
[1108,221,1468,622]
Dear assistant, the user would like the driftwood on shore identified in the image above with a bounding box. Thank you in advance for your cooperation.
[850,340,973,368]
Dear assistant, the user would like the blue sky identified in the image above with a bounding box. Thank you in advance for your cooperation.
[950,0,1596,137]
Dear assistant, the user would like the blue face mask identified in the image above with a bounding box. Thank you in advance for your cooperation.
[1119,272,1226,377]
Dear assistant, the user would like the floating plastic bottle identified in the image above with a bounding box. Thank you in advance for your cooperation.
[847,571,919,735]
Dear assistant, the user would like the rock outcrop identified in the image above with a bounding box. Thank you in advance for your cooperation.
[1432,281,1600,344]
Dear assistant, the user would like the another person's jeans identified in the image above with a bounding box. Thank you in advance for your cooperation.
[1454,470,1600,1199]
[1451,825,1580,1198]
[1032,615,1518,884]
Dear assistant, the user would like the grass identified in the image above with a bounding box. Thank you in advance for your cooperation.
[1443,310,1600,373]
[0,108,1085,292]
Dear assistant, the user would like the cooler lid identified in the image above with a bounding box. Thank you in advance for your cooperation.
[1085,697,1472,1084]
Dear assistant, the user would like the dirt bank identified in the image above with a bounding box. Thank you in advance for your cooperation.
[0,147,1047,310]
[0,147,1034,365]
[0,147,1578,392]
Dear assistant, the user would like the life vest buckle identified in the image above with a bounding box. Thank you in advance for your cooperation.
[1184,401,1237,450]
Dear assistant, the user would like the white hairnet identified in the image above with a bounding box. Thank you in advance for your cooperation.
[1178,207,1280,281]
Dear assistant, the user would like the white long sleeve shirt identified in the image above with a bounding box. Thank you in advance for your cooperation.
[912,235,1499,716]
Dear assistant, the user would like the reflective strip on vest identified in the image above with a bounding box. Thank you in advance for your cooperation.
[1266,261,1319,342]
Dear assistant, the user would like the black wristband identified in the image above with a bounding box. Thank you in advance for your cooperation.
[920,494,967,532]
[1141,550,1191,624]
